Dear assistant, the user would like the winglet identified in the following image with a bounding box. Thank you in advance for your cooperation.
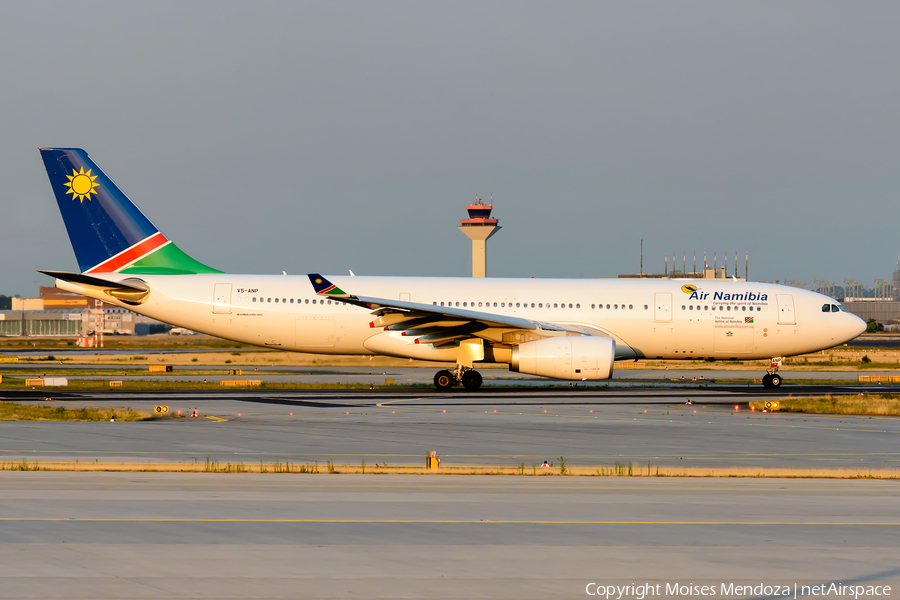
[307,273,348,297]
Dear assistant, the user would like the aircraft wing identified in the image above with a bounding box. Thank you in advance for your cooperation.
[307,273,592,345]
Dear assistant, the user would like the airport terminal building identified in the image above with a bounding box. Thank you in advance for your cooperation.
[0,286,167,337]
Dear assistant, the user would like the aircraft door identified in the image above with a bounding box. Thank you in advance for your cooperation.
[654,292,672,322]
[213,283,232,314]
[776,294,796,324]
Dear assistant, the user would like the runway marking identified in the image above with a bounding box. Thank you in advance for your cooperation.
[375,396,442,408]
[0,517,898,525]
[203,415,228,422]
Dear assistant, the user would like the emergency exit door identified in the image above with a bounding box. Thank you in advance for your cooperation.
[776,294,795,325]
[654,292,672,322]
[213,283,232,314]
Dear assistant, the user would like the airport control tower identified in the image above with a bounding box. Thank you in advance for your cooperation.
[458,197,500,277]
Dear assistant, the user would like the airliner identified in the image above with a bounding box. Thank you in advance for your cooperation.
[37,148,866,390]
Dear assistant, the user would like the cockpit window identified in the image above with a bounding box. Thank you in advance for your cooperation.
[822,304,830,312]
[831,304,840,312]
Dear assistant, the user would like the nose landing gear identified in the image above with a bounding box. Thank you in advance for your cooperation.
[433,366,483,391]
[762,358,783,388]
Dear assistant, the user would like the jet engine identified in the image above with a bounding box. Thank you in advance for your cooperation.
[510,336,616,380]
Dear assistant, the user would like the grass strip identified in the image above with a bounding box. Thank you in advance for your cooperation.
[752,394,900,416]
[0,402,152,422]
[1,460,898,478]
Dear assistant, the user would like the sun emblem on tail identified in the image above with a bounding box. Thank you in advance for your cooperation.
[64,167,100,202]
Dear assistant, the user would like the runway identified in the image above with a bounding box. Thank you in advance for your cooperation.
[2,387,899,470]
[0,473,897,599]
[2,364,897,385]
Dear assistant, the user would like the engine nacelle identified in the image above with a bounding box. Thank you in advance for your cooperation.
[510,336,616,380]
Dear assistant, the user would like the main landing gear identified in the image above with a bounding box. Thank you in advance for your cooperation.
[433,366,483,391]
[762,358,783,388]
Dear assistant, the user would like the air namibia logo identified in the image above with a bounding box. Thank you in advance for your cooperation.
[681,284,697,294]
[63,167,100,202]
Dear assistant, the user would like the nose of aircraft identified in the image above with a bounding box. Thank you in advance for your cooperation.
[850,313,867,338]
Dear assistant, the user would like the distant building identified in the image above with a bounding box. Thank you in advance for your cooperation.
[40,286,99,309]
[842,300,900,325]
[619,266,744,281]
[0,310,88,337]
[0,286,169,336]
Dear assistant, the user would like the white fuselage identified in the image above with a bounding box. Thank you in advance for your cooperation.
[56,274,866,364]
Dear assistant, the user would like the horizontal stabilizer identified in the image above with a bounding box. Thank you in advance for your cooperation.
[39,270,146,291]
[39,270,150,305]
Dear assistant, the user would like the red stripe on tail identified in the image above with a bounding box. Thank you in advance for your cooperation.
[86,232,169,273]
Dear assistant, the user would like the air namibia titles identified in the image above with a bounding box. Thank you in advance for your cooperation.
[687,291,768,301]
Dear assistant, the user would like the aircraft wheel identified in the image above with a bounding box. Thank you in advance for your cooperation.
[769,374,782,388]
[461,370,483,391]
[434,370,454,390]
[762,374,772,388]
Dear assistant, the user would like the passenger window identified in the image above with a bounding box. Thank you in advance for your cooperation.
[629,305,633,309]
[252,297,256,303]
[727,306,731,311]
[305,299,309,304]
[703,306,707,311]
[681,305,685,310]
[615,304,619,309]
[592,304,595,309]
[516,303,520,308]
[832,304,840,312]
[576,304,580,309]
[741,306,746,311]
[283,298,286,303]
[478,302,482,307]
[493,302,498,307]
[327,300,332,305]
[531,303,535,308]
[312,299,316,304]
[456,302,460,307]
[689,305,693,311]
[569,304,573,309]
[606,304,610,309]
[463,302,467,307]
[719,306,723,311]
[644,305,648,310]
[553,303,557,308]
[538,303,543,308]
[267,298,271,303]
[822,304,830,312]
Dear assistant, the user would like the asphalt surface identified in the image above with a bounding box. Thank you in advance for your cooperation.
[2,364,897,386]
[0,473,898,599]
[2,387,899,470]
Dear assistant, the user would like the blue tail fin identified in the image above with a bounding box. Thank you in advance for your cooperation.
[40,148,220,275]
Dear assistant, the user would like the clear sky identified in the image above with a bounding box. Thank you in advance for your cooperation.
[2,2,898,296]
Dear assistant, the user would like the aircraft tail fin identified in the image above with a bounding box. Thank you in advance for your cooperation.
[39,148,221,275]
